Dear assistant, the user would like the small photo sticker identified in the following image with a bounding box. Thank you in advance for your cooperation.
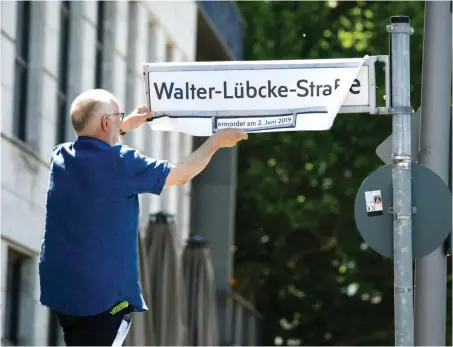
[365,190,384,217]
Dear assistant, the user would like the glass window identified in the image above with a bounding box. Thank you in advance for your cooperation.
[3,248,26,345]
[56,1,72,145]
[13,0,31,142]
[95,1,105,88]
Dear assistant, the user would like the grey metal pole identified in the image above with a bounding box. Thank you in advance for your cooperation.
[415,2,452,345]
[387,16,415,347]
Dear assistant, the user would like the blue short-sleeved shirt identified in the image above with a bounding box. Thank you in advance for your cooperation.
[39,136,172,316]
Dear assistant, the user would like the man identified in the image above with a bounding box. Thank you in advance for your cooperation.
[39,89,247,346]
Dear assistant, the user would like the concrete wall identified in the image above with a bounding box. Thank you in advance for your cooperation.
[0,1,197,344]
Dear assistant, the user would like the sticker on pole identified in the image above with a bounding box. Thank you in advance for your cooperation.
[365,190,384,216]
[142,55,379,136]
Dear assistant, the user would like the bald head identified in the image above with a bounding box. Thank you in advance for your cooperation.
[70,89,119,135]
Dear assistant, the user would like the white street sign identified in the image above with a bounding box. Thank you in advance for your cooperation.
[143,56,383,136]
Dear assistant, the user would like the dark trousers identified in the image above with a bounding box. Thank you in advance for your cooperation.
[57,305,129,346]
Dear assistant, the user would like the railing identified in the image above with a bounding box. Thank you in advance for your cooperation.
[197,0,245,60]
[218,290,262,346]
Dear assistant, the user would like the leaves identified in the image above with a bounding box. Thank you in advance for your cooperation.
[234,1,451,346]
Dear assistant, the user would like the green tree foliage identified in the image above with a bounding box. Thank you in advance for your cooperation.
[234,1,451,345]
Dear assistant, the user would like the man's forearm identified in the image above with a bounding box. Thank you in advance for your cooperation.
[166,137,220,186]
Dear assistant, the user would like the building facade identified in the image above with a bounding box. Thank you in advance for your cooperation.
[1,1,198,345]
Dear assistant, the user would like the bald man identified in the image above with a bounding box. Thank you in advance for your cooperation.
[39,89,247,346]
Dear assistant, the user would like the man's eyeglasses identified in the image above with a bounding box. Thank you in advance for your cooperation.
[107,112,125,122]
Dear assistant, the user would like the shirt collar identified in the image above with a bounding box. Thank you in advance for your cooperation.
[76,136,111,149]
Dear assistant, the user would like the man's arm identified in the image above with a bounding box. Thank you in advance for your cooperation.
[119,104,247,189]
[165,128,248,187]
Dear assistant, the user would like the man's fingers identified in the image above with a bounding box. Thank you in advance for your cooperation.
[136,111,155,120]
[236,130,248,140]
[136,105,150,115]
[229,130,247,143]
[223,128,248,141]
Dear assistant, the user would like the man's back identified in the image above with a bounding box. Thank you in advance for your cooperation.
[40,136,170,316]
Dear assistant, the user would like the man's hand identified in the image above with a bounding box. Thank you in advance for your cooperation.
[211,128,248,148]
[121,105,154,133]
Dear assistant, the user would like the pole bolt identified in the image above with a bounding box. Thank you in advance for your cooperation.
[387,206,417,214]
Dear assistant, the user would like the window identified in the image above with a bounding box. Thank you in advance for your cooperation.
[13,0,31,142]
[95,0,105,88]
[56,1,71,145]
[3,249,26,345]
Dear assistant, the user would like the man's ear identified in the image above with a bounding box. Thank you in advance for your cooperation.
[101,115,108,131]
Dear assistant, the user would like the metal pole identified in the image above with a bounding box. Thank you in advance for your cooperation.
[415,2,452,345]
[387,16,414,347]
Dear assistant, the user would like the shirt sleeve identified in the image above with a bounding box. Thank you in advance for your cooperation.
[121,147,172,195]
